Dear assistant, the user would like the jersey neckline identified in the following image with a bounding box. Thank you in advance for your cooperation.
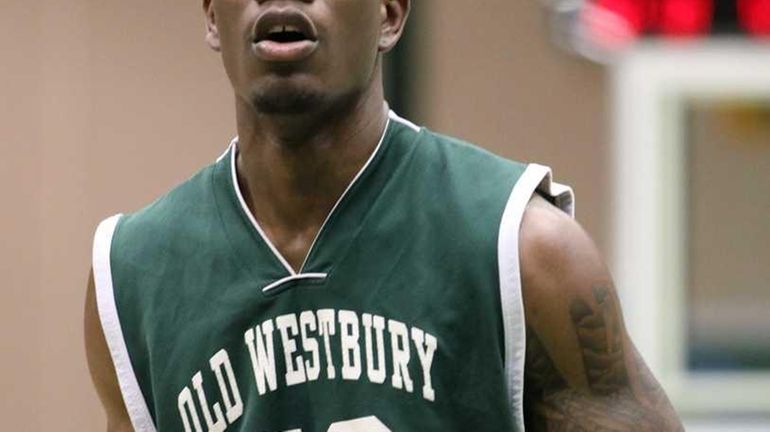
[225,110,397,281]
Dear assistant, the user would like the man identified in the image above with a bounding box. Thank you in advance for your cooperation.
[85,0,683,430]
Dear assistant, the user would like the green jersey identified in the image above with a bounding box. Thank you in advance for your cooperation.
[92,111,574,432]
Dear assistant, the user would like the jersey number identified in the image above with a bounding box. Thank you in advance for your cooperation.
[286,416,390,432]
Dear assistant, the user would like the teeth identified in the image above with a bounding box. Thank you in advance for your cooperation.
[268,25,301,34]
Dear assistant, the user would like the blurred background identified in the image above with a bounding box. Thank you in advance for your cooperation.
[1,0,768,430]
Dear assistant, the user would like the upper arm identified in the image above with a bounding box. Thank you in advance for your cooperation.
[519,195,683,431]
[84,269,134,431]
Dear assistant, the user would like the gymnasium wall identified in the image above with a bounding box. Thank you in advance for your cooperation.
[0,2,234,429]
[0,1,606,429]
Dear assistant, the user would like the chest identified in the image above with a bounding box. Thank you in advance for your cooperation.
[140,217,512,431]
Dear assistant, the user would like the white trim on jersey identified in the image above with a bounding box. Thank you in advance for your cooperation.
[497,164,574,431]
[297,112,393,273]
[216,138,237,163]
[229,144,299,276]
[388,110,421,132]
[93,214,158,432]
[262,273,329,294]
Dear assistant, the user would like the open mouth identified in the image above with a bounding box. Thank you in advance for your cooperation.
[262,25,312,44]
[253,10,318,45]
[252,9,319,62]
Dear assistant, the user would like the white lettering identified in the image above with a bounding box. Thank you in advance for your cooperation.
[276,314,307,386]
[388,319,413,393]
[362,313,386,384]
[244,320,278,395]
[328,415,391,431]
[411,327,438,401]
[317,309,337,379]
[182,308,439,414]
[300,311,321,381]
[192,371,226,432]
[210,349,243,423]
[338,310,362,380]
[178,386,203,432]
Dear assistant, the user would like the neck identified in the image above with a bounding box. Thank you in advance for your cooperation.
[233,75,389,271]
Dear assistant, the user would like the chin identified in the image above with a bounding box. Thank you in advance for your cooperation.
[250,78,328,115]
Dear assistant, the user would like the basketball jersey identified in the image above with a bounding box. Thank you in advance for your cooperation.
[92,110,574,432]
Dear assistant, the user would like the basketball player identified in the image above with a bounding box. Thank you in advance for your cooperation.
[84,1,684,431]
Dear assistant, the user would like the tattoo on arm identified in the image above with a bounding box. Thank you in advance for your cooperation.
[570,286,628,395]
[524,285,683,431]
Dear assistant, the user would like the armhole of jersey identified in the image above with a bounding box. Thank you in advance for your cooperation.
[497,163,575,431]
[92,215,158,432]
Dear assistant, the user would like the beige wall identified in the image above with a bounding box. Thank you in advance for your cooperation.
[0,1,607,429]
[1,2,234,429]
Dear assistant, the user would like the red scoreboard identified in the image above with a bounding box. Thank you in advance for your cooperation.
[585,0,770,37]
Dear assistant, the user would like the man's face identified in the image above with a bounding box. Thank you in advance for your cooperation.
[205,0,395,115]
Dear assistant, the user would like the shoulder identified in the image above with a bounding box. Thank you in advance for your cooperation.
[417,128,527,172]
[124,161,218,223]
[401,128,529,209]
[519,194,610,322]
[104,160,223,267]
[387,112,528,181]
[517,197,685,430]
[117,162,219,237]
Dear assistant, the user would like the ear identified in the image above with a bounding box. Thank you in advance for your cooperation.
[379,0,411,53]
[203,0,221,52]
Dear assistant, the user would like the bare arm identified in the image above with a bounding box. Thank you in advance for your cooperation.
[520,195,683,431]
[84,269,134,431]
